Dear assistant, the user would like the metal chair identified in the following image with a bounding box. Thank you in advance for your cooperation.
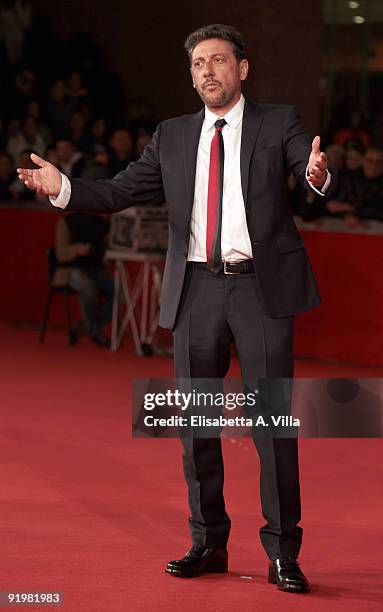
[39,247,77,344]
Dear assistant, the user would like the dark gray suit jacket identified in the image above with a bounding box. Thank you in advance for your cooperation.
[67,100,329,329]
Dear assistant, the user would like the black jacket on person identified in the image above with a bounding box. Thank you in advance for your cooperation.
[335,167,383,221]
[64,100,330,330]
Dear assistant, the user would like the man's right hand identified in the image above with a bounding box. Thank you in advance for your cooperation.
[17,153,62,197]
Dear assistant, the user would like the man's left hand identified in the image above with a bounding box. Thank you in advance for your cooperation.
[308,136,327,188]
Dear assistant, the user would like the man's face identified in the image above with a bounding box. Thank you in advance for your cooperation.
[109,130,133,156]
[190,38,248,110]
[55,141,75,162]
[23,117,37,138]
[362,150,383,179]
[346,147,363,171]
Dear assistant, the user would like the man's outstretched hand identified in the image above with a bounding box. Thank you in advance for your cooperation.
[308,136,327,188]
[17,153,62,197]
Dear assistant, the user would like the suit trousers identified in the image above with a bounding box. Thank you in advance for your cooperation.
[172,263,303,561]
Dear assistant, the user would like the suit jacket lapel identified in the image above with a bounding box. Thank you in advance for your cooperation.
[182,108,204,218]
[182,101,263,216]
[240,100,264,207]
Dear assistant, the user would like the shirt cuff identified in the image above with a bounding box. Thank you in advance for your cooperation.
[49,172,71,209]
[305,164,331,197]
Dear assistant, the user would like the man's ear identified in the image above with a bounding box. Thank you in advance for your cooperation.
[190,66,196,88]
[239,59,249,81]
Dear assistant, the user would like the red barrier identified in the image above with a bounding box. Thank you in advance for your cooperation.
[296,229,383,366]
[0,206,382,365]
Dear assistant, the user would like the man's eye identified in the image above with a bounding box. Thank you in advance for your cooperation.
[214,58,224,63]
[194,62,203,69]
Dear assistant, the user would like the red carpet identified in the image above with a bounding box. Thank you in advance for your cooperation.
[1,321,382,611]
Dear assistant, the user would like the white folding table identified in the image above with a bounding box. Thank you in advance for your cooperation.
[105,250,165,354]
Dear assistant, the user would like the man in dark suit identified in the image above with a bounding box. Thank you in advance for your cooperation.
[18,24,330,594]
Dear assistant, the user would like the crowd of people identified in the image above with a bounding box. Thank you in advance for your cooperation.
[1,79,383,228]
[0,6,152,347]
[0,3,155,204]
[0,65,155,202]
[288,104,383,227]
[1,4,382,230]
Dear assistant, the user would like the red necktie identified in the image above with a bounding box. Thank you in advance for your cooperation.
[206,118,226,272]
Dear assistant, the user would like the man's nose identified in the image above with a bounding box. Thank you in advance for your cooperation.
[202,61,215,77]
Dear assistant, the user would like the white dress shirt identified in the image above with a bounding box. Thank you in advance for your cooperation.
[188,94,252,261]
[50,94,331,263]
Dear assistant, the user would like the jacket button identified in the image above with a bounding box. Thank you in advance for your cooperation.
[245,208,250,214]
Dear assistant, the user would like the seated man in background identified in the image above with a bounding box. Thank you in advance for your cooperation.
[54,213,113,347]
[326,147,383,227]
[54,138,85,178]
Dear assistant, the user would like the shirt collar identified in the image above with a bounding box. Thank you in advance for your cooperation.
[203,93,245,132]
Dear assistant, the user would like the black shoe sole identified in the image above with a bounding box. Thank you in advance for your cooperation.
[165,565,228,578]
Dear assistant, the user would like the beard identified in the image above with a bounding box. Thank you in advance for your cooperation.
[196,82,236,109]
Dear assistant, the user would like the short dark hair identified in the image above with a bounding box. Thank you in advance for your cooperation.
[184,24,246,63]
[53,138,75,148]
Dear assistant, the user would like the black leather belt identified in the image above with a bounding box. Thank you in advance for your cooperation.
[189,260,255,274]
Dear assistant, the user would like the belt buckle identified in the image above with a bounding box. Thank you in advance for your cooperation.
[223,261,240,275]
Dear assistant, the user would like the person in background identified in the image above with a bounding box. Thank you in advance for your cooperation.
[25,99,52,145]
[54,138,84,178]
[65,70,89,106]
[0,151,17,201]
[325,144,345,174]
[107,127,136,174]
[66,109,92,152]
[89,117,109,152]
[7,115,47,167]
[0,0,32,65]
[80,148,111,180]
[43,79,70,140]
[2,68,36,120]
[326,147,383,227]
[124,98,155,134]
[333,108,371,151]
[135,127,152,157]
[54,212,113,347]
[344,143,364,175]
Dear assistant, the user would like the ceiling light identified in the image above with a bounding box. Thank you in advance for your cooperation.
[348,1,360,8]
[352,15,365,23]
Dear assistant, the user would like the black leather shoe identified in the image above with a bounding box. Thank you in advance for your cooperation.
[165,544,228,577]
[268,556,310,593]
